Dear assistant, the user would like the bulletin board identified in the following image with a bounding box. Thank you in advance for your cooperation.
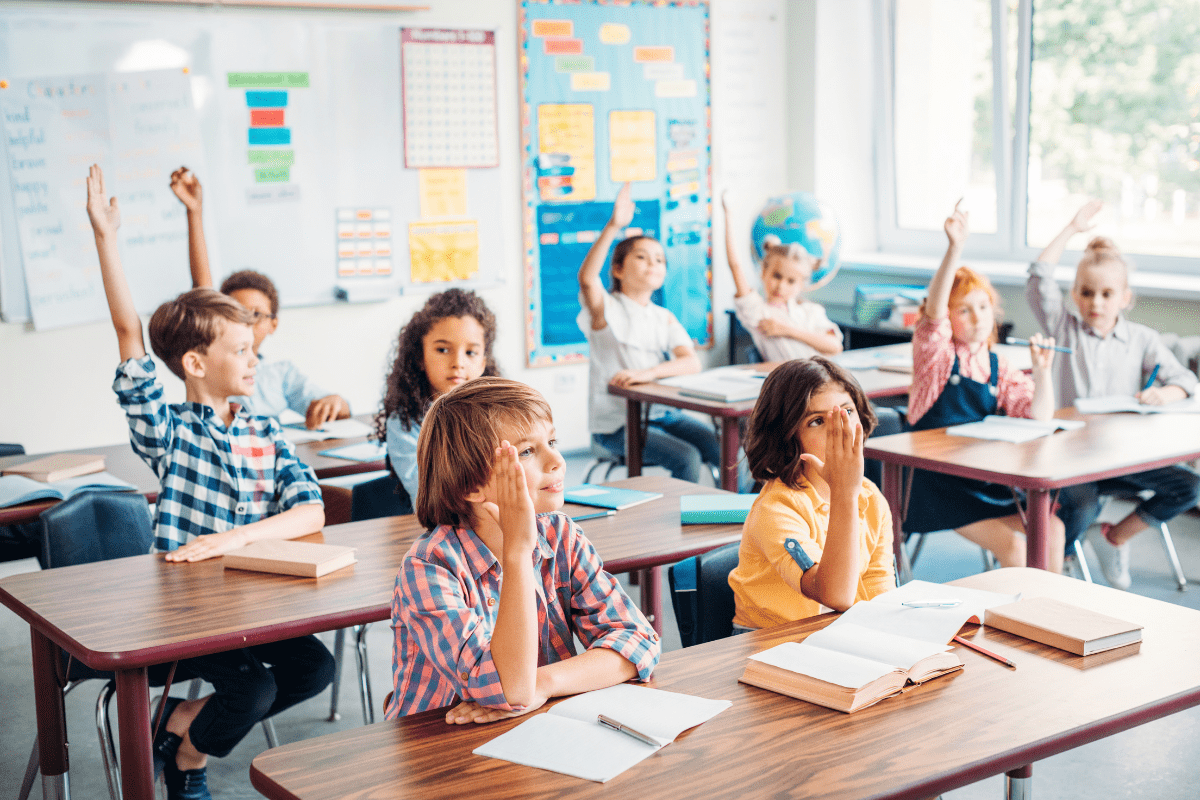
[0,9,505,330]
[519,0,712,367]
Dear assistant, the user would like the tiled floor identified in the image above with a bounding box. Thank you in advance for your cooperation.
[3,454,1198,799]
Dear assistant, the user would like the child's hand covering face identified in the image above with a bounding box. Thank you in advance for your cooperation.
[797,386,864,496]
[479,440,539,553]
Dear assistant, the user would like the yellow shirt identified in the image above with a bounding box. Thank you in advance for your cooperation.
[729,477,895,629]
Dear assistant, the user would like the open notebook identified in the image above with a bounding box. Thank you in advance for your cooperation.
[473,684,730,782]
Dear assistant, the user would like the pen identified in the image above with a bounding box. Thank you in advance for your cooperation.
[953,635,1016,668]
[901,599,962,608]
[1142,364,1160,392]
[597,714,660,747]
[1005,336,1074,355]
[571,510,617,521]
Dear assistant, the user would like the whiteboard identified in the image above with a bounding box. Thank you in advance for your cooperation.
[0,6,506,327]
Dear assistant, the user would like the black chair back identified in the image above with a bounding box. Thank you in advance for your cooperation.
[39,491,153,569]
[668,541,741,647]
[0,443,26,457]
[350,472,413,521]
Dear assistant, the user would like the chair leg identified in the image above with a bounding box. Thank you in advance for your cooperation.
[261,717,279,749]
[354,624,375,725]
[1157,522,1188,592]
[18,735,39,800]
[981,548,998,572]
[328,627,346,721]
[96,680,122,800]
[1072,539,1093,583]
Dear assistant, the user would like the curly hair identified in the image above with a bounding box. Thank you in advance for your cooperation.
[375,289,500,442]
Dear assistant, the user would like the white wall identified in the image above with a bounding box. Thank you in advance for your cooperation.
[0,0,790,455]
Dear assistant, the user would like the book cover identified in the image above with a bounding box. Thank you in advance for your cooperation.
[984,597,1143,656]
[680,493,757,524]
[221,540,357,578]
[2,453,106,483]
[563,484,662,511]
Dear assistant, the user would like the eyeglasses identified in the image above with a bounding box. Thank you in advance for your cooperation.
[248,310,277,322]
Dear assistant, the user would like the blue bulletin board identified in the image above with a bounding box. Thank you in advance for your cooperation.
[519,0,712,366]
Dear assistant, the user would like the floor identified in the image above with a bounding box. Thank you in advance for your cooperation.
[3,453,1199,799]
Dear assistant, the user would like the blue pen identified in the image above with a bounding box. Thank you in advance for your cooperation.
[571,510,616,522]
[1143,364,1161,392]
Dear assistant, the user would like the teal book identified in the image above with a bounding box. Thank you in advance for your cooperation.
[680,493,757,524]
[562,484,662,511]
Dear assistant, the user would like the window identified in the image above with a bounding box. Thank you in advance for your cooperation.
[877,0,1200,271]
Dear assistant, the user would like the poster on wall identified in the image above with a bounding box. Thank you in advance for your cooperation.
[519,0,712,367]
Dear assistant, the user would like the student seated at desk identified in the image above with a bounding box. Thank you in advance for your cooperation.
[384,377,660,723]
[88,165,335,800]
[729,358,894,628]
[171,167,351,429]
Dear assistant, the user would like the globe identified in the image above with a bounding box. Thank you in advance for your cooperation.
[749,192,841,288]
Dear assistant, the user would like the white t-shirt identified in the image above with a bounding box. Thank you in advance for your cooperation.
[733,293,841,362]
[577,291,694,434]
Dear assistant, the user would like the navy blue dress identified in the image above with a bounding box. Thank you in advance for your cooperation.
[902,352,1019,534]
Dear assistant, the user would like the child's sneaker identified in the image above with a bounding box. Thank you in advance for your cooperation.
[164,764,212,800]
[1090,523,1131,590]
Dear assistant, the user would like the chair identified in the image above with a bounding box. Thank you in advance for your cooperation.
[667,542,741,647]
[326,473,410,725]
[583,440,626,484]
[0,442,25,457]
[1085,492,1188,591]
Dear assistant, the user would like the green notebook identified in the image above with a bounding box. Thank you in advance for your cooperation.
[680,494,757,524]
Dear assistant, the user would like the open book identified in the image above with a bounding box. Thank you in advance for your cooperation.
[0,472,137,509]
[659,367,766,402]
[1075,395,1200,415]
[474,684,730,782]
[946,415,1085,443]
[279,414,375,443]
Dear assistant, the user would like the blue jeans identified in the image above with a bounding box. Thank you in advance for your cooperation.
[595,410,752,490]
[1057,465,1200,548]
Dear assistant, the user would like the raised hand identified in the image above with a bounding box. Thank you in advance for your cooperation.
[1069,199,1103,234]
[944,198,969,249]
[799,407,864,499]
[609,181,634,230]
[481,442,537,555]
[169,166,203,212]
[86,164,121,236]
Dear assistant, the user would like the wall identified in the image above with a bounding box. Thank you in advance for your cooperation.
[0,0,789,455]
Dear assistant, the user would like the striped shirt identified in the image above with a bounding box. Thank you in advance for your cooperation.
[113,356,323,552]
[908,315,1035,426]
[384,512,661,718]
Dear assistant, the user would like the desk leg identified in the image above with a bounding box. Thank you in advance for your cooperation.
[1005,764,1032,800]
[1025,489,1051,571]
[625,399,643,478]
[116,667,154,800]
[719,418,740,492]
[881,463,911,583]
[31,628,69,800]
[636,567,663,636]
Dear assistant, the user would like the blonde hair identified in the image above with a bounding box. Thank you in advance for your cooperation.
[415,376,553,530]
[1076,236,1133,286]
[761,235,819,277]
[148,289,255,380]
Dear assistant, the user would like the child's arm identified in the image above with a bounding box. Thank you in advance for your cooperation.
[1137,338,1196,405]
[169,167,213,288]
[924,200,969,321]
[721,191,755,299]
[1028,334,1057,421]
[385,415,421,503]
[578,181,634,331]
[608,343,700,388]
[1036,200,1102,265]
[757,317,844,355]
[163,503,325,562]
[87,164,146,363]
[798,407,865,611]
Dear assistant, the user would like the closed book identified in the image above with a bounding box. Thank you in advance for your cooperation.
[680,493,756,524]
[984,597,1143,656]
[3,453,106,483]
[222,540,357,578]
[563,484,662,510]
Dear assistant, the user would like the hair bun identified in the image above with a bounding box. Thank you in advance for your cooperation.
[1085,236,1120,256]
[761,234,782,247]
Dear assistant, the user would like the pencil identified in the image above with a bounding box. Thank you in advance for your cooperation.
[953,635,1016,668]
[571,510,617,521]
[1005,336,1074,355]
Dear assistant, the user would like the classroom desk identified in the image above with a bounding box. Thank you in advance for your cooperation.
[606,344,1032,492]
[865,410,1200,578]
[0,475,735,800]
[247,567,1200,800]
[0,414,385,526]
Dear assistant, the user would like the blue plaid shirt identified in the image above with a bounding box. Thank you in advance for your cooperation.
[113,356,323,552]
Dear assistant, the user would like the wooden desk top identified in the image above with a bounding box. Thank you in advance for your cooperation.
[0,414,385,525]
[864,410,1200,489]
[0,476,738,672]
[249,568,1200,800]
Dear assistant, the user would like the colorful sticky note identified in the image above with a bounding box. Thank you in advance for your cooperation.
[418,169,469,218]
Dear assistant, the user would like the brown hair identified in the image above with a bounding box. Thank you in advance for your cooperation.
[147,288,256,380]
[743,357,877,489]
[1076,236,1133,284]
[415,376,553,530]
[375,289,500,442]
[608,235,658,294]
[220,270,280,316]
[761,235,819,279]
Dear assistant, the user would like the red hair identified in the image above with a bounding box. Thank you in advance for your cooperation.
[935,266,1003,346]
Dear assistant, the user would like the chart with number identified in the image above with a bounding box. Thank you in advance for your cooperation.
[401,28,499,168]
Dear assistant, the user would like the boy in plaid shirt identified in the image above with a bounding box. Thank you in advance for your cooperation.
[384,376,660,722]
[87,165,334,800]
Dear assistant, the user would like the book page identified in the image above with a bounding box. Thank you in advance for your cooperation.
[836,580,1019,644]
[473,713,659,783]
[749,641,898,690]
[549,684,731,747]
[802,622,950,672]
[54,472,138,496]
